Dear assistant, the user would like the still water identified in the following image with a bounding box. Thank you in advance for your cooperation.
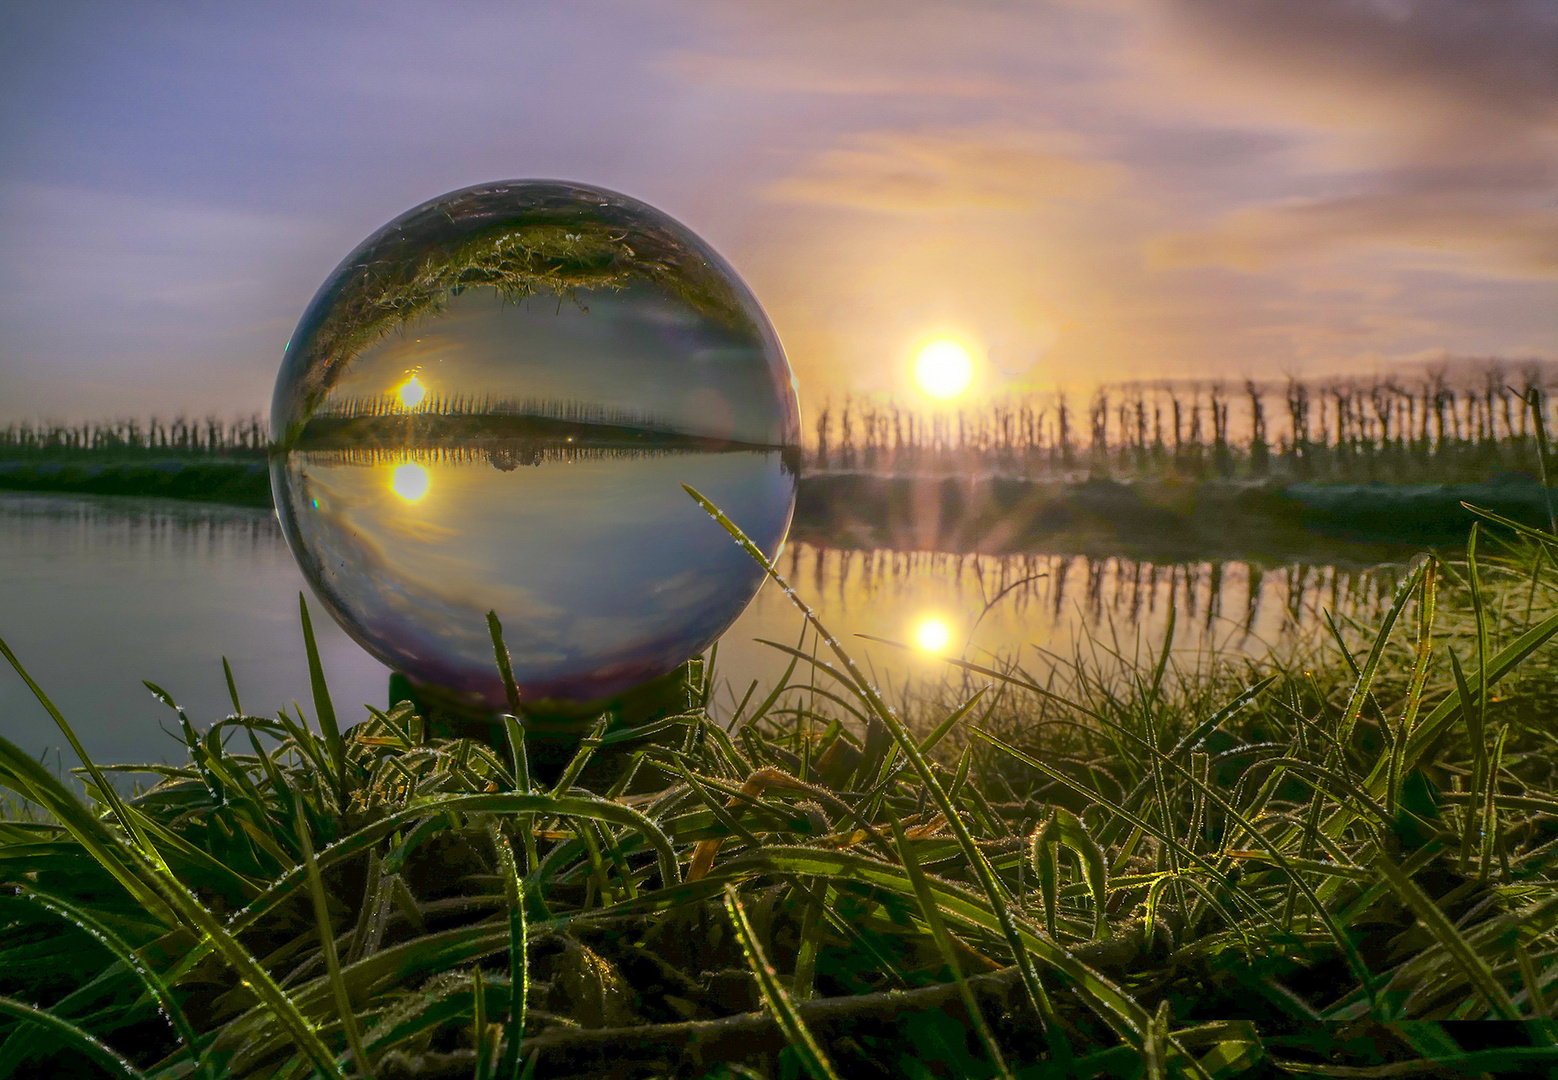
[0,491,1401,773]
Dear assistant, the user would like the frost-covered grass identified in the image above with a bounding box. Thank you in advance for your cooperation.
[5,497,1558,1078]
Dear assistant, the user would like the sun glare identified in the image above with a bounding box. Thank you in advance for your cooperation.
[912,340,975,401]
[391,463,430,502]
[398,375,426,410]
[913,616,954,655]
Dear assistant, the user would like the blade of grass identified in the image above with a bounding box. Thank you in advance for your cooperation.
[1345,605,1558,827]
[550,718,607,796]
[493,830,529,1080]
[7,889,211,1080]
[723,884,842,1080]
[491,607,541,883]
[293,793,370,1076]
[1529,385,1557,534]
[0,732,171,920]
[474,965,491,1080]
[1369,843,1519,1020]
[1516,945,1552,1019]
[0,635,158,861]
[1336,560,1427,751]
[222,656,244,715]
[1482,725,1509,881]
[889,809,1013,1080]
[742,644,802,731]
[1389,563,1437,819]
[1031,807,1109,939]
[0,995,146,1080]
[1450,648,1484,873]
[41,808,346,1080]
[298,595,346,809]
[789,879,830,1003]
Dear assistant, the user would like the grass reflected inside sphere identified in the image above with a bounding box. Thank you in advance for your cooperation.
[270,180,800,710]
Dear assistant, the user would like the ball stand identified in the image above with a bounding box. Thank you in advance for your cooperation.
[387,659,705,791]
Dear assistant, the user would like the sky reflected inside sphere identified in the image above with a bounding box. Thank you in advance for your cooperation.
[270,180,800,709]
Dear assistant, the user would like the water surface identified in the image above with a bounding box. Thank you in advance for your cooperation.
[0,492,1401,772]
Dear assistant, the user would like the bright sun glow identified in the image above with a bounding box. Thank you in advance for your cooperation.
[913,616,954,655]
[398,375,426,410]
[912,340,975,401]
[391,463,430,502]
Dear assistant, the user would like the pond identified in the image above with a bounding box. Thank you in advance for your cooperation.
[0,492,1406,775]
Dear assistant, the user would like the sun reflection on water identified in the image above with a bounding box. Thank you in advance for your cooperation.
[913,615,954,654]
[390,463,430,502]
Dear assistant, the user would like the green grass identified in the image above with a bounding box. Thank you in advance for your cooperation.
[7,496,1558,1078]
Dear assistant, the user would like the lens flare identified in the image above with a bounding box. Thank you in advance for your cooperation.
[913,340,975,401]
[390,463,430,502]
[398,375,426,410]
[913,616,954,654]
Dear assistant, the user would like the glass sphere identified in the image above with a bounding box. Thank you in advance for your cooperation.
[270,180,799,709]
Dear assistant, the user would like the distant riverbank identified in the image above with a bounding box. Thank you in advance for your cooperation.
[2,457,1550,560]
[793,471,1554,561]
[0,457,271,507]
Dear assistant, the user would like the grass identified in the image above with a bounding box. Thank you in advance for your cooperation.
[6,494,1558,1078]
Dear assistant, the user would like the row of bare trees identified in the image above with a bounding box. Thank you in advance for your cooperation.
[810,368,1556,482]
[0,416,268,456]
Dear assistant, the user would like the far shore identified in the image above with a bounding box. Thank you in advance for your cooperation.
[2,455,1550,562]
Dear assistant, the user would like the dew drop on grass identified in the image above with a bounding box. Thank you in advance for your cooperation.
[270,180,800,708]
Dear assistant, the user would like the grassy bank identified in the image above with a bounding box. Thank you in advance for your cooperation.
[792,472,1557,559]
[5,494,1558,1077]
[0,459,272,508]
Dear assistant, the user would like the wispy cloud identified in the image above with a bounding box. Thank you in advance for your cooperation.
[765,127,1125,213]
[1136,0,1558,278]
[657,51,1012,98]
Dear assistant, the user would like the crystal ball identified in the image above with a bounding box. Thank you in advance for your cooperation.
[270,180,799,709]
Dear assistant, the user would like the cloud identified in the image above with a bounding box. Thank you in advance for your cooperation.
[1137,0,1558,278]
[657,50,1012,98]
[765,127,1125,213]
[1153,0,1558,132]
[1149,181,1558,279]
[0,183,332,417]
[0,184,319,317]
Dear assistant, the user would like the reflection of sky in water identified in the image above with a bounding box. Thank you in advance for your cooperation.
[276,450,793,705]
[0,492,1401,770]
[329,285,787,445]
[716,545,1406,712]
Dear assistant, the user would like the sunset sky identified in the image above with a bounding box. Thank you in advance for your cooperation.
[1,0,1554,424]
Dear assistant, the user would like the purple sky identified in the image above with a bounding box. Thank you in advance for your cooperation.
[2,0,1554,424]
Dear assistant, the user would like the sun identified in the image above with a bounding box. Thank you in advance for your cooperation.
[398,375,426,410]
[913,615,954,655]
[912,340,975,401]
[390,463,430,502]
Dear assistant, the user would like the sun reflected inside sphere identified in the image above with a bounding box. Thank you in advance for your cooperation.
[390,463,430,502]
[913,615,954,654]
[398,375,426,410]
[913,340,975,401]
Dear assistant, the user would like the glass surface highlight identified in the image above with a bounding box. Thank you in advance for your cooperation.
[270,180,800,708]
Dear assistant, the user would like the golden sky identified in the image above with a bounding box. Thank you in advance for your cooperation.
[0,0,1553,422]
